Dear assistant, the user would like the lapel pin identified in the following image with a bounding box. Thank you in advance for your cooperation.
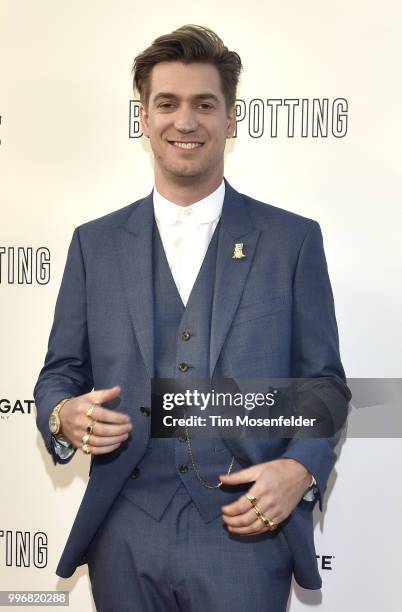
[232,242,246,259]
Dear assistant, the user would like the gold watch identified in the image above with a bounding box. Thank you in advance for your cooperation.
[49,397,72,436]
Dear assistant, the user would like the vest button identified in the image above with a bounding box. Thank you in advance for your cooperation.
[140,406,150,416]
[179,464,189,474]
[131,467,140,479]
[181,330,191,341]
[178,432,188,443]
[178,362,189,372]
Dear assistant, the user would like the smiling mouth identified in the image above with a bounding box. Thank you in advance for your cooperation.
[168,141,204,149]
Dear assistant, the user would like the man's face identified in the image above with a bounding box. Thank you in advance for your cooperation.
[140,61,236,184]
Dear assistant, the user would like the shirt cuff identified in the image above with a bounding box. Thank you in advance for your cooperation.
[302,474,317,501]
[52,434,76,460]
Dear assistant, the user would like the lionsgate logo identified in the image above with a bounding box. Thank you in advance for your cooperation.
[0,399,35,421]
[0,247,50,285]
[316,554,335,571]
[129,97,348,139]
[0,530,48,568]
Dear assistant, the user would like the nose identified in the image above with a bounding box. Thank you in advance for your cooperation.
[173,105,199,133]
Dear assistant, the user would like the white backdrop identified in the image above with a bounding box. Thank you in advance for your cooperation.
[1,1,401,610]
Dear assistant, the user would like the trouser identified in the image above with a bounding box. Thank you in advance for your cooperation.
[86,483,293,611]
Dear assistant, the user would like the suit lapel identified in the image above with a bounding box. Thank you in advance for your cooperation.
[209,179,261,377]
[112,191,155,378]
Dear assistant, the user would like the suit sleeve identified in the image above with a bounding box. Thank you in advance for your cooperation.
[280,221,351,511]
[33,227,94,465]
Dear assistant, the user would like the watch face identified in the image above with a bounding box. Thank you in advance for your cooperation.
[49,413,59,434]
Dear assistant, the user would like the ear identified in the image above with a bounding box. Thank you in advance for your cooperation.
[139,103,150,138]
[226,105,236,139]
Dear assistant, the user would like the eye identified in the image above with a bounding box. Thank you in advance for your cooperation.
[158,103,175,109]
[197,103,213,110]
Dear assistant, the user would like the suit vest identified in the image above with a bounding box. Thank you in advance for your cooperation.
[119,217,247,523]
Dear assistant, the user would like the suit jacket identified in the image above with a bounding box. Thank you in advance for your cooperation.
[33,177,351,588]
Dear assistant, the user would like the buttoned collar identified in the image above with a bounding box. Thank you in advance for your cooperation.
[153,179,225,226]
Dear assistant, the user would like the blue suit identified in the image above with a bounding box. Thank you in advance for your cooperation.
[34,178,350,607]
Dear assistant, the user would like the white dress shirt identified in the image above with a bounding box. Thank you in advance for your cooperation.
[153,179,225,305]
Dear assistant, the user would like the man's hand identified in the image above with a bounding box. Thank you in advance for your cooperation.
[58,385,132,455]
[219,458,312,535]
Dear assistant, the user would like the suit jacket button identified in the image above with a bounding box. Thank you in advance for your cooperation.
[140,406,150,416]
[178,362,189,372]
[131,467,140,479]
[179,464,188,474]
[181,330,191,341]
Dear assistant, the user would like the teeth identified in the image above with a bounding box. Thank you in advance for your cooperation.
[173,142,202,149]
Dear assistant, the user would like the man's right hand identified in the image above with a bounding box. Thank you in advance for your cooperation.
[58,385,132,455]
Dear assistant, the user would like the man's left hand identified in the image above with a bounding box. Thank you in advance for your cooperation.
[219,458,312,535]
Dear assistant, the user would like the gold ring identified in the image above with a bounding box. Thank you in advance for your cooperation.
[86,418,97,434]
[82,432,91,444]
[246,493,258,507]
[253,503,263,515]
[266,518,278,531]
[82,443,92,455]
[86,404,98,417]
[252,505,278,531]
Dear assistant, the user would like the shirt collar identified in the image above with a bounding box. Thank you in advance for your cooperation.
[153,179,225,226]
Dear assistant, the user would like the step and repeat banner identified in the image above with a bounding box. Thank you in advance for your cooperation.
[1,1,401,611]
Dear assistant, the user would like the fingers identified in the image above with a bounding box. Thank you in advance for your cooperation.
[222,490,282,535]
[226,515,271,535]
[219,464,258,485]
[69,386,133,455]
[88,385,122,405]
[82,404,131,425]
[85,432,130,454]
[83,385,131,425]
[223,508,279,535]
[85,420,132,437]
[223,506,260,528]
[223,499,279,527]
[78,403,132,455]
[221,493,254,517]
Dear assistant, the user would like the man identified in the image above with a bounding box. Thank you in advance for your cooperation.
[34,24,350,611]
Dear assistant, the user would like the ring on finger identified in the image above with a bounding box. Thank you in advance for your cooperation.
[86,418,97,434]
[246,492,258,507]
[86,404,98,417]
[252,505,278,531]
[82,432,92,445]
[82,443,92,455]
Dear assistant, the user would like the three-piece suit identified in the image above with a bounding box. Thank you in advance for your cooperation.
[34,178,350,610]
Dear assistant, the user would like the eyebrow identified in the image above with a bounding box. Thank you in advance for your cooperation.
[152,92,220,105]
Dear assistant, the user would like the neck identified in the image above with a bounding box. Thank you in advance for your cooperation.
[154,168,224,206]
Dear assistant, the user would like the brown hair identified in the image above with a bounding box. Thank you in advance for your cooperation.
[132,24,243,112]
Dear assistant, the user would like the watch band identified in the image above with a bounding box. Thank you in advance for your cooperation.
[50,397,72,437]
[54,397,72,415]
